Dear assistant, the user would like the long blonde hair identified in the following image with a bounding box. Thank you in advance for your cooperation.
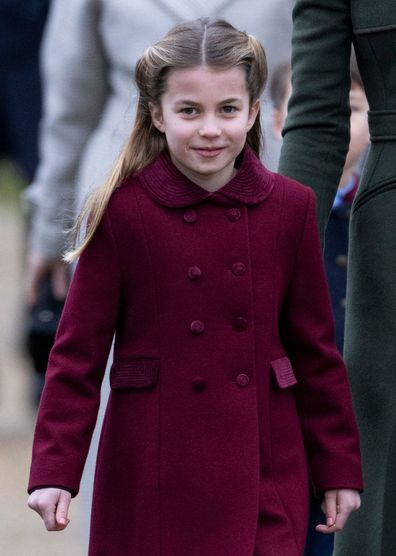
[65,18,267,261]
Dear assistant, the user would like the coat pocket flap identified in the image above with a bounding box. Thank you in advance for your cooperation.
[110,358,159,389]
[270,356,297,389]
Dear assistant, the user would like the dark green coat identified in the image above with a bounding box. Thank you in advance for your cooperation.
[278,1,396,555]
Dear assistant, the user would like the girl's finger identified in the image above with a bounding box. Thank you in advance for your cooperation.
[331,490,361,532]
[316,490,361,534]
[332,506,350,531]
[40,500,58,531]
[315,490,338,534]
[324,490,337,527]
[55,490,71,528]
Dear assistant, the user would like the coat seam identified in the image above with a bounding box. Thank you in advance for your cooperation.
[268,176,302,554]
[133,183,162,556]
[288,190,323,496]
[245,203,261,542]
[104,206,122,280]
[99,208,122,363]
[272,175,286,344]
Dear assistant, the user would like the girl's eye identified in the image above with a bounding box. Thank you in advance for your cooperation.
[180,107,197,115]
[222,105,237,114]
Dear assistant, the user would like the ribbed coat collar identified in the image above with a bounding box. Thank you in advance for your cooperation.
[137,147,275,207]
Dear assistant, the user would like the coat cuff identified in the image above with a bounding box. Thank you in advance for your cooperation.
[28,484,78,498]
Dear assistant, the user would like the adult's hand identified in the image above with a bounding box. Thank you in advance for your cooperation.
[26,250,70,306]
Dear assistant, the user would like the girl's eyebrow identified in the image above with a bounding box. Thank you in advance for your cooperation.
[221,97,243,104]
[174,97,243,105]
[174,99,200,106]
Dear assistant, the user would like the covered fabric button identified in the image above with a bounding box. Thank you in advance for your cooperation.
[236,373,250,387]
[233,317,248,331]
[187,266,202,280]
[231,262,246,276]
[192,377,206,391]
[190,320,205,335]
[226,208,241,222]
[183,209,198,223]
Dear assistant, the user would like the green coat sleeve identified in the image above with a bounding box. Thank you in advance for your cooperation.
[278,0,353,241]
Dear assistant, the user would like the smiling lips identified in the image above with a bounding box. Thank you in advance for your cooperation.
[192,146,226,158]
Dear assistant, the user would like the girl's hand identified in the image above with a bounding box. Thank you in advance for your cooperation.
[28,488,71,531]
[316,488,361,534]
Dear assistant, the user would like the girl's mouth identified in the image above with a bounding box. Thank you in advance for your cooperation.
[193,147,225,157]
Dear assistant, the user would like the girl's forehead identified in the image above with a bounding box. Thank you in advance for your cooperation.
[164,65,249,97]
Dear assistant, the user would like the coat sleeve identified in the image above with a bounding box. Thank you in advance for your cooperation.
[280,188,363,494]
[25,0,108,258]
[278,0,353,242]
[28,209,120,496]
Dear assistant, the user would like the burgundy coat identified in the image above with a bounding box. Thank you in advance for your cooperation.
[28,148,362,556]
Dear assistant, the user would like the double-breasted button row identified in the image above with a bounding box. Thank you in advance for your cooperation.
[192,373,251,391]
[184,207,242,224]
[183,204,249,390]
[189,317,249,335]
[190,317,248,334]
[187,262,246,281]
[184,205,247,337]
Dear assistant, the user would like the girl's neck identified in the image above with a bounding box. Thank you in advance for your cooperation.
[192,167,238,192]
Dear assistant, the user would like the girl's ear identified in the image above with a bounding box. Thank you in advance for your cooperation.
[149,102,165,133]
[247,99,260,130]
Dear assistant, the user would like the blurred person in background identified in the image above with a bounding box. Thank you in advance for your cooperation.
[0,0,59,405]
[279,1,396,554]
[25,0,294,544]
[0,0,49,181]
[270,53,369,556]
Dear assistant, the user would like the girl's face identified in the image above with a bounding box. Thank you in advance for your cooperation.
[150,65,260,192]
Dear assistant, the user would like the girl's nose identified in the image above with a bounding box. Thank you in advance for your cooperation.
[198,118,222,137]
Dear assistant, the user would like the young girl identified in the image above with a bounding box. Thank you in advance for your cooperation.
[27,18,362,556]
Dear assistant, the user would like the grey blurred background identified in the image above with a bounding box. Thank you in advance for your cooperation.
[0,164,84,554]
